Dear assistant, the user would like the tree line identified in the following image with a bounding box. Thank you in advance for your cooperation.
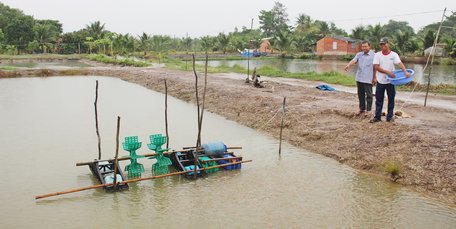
[0,2,455,57]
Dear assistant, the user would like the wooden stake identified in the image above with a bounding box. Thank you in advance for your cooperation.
[197,55,208,148]
[36,160,253,200]
[246,18,254,83]
[164,79,169,149]
[113,116,121,188]
[192,54,201,147]
[279,97,286,155]
[94,80,102,160]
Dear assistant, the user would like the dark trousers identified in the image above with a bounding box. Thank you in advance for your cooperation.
[356,81,373,111]
[374,83,396,120]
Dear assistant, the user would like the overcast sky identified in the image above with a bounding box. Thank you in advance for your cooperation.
[2,0,455,38]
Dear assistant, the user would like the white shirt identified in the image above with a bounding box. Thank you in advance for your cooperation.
[373,51,401,84]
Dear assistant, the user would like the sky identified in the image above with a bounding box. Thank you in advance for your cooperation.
[1,0,455,38]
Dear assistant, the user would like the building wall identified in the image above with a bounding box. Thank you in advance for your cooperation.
[316,37,361,56]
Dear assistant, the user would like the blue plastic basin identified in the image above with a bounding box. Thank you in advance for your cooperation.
[387,69,415,85]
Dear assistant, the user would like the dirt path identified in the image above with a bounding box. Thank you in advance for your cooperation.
[2,64,455,205]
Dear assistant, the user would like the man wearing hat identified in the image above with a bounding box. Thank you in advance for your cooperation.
[370,37,410,123]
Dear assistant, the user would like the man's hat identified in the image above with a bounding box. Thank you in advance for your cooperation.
[379,37,389,44]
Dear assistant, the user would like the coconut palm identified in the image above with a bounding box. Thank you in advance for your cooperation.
[217,33,230,54]
[85,21,106,40]
[138,32,151,56]
[275,30,294,56]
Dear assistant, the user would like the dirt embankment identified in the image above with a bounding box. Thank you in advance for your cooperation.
[1,64,455,205]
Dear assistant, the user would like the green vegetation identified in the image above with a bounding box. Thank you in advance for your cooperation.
[383,160,402,180]
[167,59,356,86]
[86,54,149,67]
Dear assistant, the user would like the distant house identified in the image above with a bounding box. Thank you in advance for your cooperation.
[258,38,272,53]
[424,43,447,57]
[316,36,362,56]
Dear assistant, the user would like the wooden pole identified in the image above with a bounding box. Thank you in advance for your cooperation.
[94,80,102,160]
[192,54,201,178]
[246,18,254,83]
[112,116,121,188]
[164,79,169,149]
[424,8,446,107]
[192,54,201,147]
[36,160,253,200]
[76,147,242,166]
[197,55,208,148]
[279,97,286,155]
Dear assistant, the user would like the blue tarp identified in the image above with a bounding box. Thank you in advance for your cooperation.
[316,84,336,91]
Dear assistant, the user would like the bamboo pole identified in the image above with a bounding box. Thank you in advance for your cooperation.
[192,54,201,147]
[36,160,253,200]
[279,97,286,155]
[164,79,169,149]
[425,8,446,107]
[246,18,254,83]
[94,80,102,160]
[112,116,121,188]
[75,148,242,166]
[197,55,208,150]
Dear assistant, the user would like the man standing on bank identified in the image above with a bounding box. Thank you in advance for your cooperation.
[345,41,376,116]
[370,37,411,123]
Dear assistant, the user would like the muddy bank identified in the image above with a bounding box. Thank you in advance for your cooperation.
[1,65,455,205]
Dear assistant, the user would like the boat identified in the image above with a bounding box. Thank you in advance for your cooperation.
[387,69,415,85]
[87,159,129,191]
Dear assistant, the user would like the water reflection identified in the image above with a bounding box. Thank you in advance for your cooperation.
[200,59,456,85]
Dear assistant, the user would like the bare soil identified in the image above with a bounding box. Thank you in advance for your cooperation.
[2,62,455,205]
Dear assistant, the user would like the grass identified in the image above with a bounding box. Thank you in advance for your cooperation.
[383,160,402,180]
[0,66,16,70]
[86,54,149,67]
[166,59,356,86]
[166,59,456,95]
[0,54,86,60]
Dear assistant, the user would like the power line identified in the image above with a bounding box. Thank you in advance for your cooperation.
[330,9,445,23]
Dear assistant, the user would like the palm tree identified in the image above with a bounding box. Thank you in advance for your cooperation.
[295,14,312,34]
[275,30,294,56]
[443,38,456,57]
[200,36,213,54]
[394,31,411,55]
[217,33,230,54]
[150,35,171,63]
[85,21,106,40]
[138,32,151,56]
[367,24,385,50]
[351,25,368,40]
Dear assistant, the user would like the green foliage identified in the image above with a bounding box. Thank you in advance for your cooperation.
[87,54,148,67]
[85,21,106,40]
[384,160,401,178]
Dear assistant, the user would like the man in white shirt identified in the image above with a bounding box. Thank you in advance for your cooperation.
[370,37,410,123]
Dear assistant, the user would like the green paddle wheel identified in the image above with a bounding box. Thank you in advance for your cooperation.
[148,134,172,175]
[123,136,144,179]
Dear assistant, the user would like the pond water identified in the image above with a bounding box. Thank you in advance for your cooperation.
[0,59,91,69]
[199,59,456,85]
[0,76,455,228]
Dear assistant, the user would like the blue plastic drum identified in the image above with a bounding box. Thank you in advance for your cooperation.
[387,69,415,85]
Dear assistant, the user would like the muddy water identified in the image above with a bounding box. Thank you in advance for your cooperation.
[200,59,456,85]
[0,76,455,228]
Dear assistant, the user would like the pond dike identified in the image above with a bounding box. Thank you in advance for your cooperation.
[1,64,455,205]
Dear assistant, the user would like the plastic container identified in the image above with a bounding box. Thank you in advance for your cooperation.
[202,141,227,156]
[218,154,241,170]
[387,69,414,85]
